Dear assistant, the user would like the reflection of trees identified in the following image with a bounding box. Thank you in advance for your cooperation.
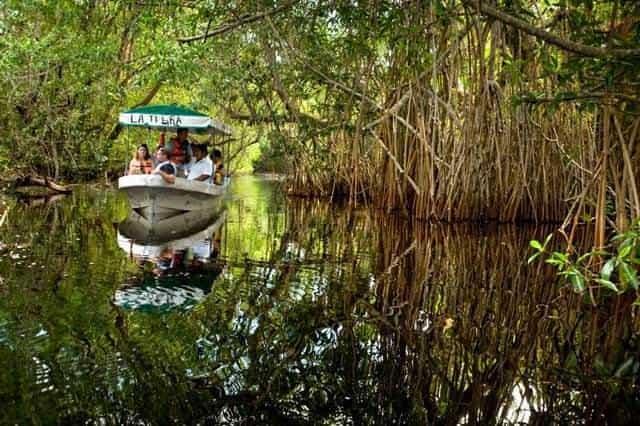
[201,200,639,424]
[368,221,560,425]
[1,191,639,424]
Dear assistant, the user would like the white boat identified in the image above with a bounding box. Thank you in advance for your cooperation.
[118,174,228,222]
[116,104,232,222]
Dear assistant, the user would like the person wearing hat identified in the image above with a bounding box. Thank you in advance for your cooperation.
[187,143,213,182]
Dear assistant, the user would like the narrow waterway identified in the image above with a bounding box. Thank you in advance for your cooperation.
[0,176,637,424]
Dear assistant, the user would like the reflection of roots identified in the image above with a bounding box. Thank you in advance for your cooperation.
[15,193,68,207]
[278,198,638,422]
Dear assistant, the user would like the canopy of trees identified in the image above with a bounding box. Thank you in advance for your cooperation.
[1,0,639,233]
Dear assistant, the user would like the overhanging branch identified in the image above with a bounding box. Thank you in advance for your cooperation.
[463,0,640,58]
[177,1,299,43]
[521,91,640,104]
[108,81,163,140]
[227,111,296,124]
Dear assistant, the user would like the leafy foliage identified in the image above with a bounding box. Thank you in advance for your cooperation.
[530,220,640,302]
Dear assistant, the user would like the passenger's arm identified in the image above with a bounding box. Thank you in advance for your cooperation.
[159,171,175,184]
[194,174,211,182]
[214,170,225,184]
[154,169,175,184]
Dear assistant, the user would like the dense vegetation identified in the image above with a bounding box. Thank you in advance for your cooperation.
[1,1,639,294]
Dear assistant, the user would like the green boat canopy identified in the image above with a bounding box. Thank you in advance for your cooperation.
[119,104,232,135]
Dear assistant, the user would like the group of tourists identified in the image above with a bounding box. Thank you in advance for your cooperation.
[126,128,225,185]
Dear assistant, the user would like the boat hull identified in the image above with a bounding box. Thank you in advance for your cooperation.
[118,175,227,221]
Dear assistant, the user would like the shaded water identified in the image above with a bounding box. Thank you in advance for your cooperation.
[0,176,638,424]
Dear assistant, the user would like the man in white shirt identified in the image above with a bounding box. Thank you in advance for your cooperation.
[187,144,213,182]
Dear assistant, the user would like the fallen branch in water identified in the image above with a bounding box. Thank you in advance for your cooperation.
[7,175,72,194]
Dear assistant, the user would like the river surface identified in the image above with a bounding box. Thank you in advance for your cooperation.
[0,175,637,424]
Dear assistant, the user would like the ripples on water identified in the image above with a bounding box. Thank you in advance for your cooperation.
[0,176,638,424]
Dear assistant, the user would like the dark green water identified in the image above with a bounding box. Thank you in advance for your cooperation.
[0,176,638,425]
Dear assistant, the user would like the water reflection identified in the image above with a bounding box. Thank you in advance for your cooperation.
[114,210,226,312]
[0,177,637,424]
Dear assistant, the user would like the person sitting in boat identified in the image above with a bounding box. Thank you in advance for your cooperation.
[187,144,213,182]
[126,144,153,175]
[158,128,192,177]
[211,149,224,185]
[153,147,176,184]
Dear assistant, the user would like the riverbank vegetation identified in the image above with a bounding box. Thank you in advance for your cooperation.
[1,1,639,289]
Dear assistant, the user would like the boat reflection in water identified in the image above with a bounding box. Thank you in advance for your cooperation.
[114,208,226,313]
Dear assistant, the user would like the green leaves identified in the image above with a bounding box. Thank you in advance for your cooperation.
[618,244,632,259]
[619,262,639,290]
[594,278,618,293]
[529,220,640,302]
[600,258,615,281]
[545,251,568,267]
[528,234,553,264]
[567,270,586,293]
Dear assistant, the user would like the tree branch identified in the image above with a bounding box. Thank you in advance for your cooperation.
[521,91,640,104]
[463,0,640,58]
[227,110,297,124]
[10,175,72,194]
[177,1,299,44]
[131,80,163,109]
[108,81,163,140]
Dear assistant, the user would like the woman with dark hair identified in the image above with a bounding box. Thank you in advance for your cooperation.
[127,144,154,175]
